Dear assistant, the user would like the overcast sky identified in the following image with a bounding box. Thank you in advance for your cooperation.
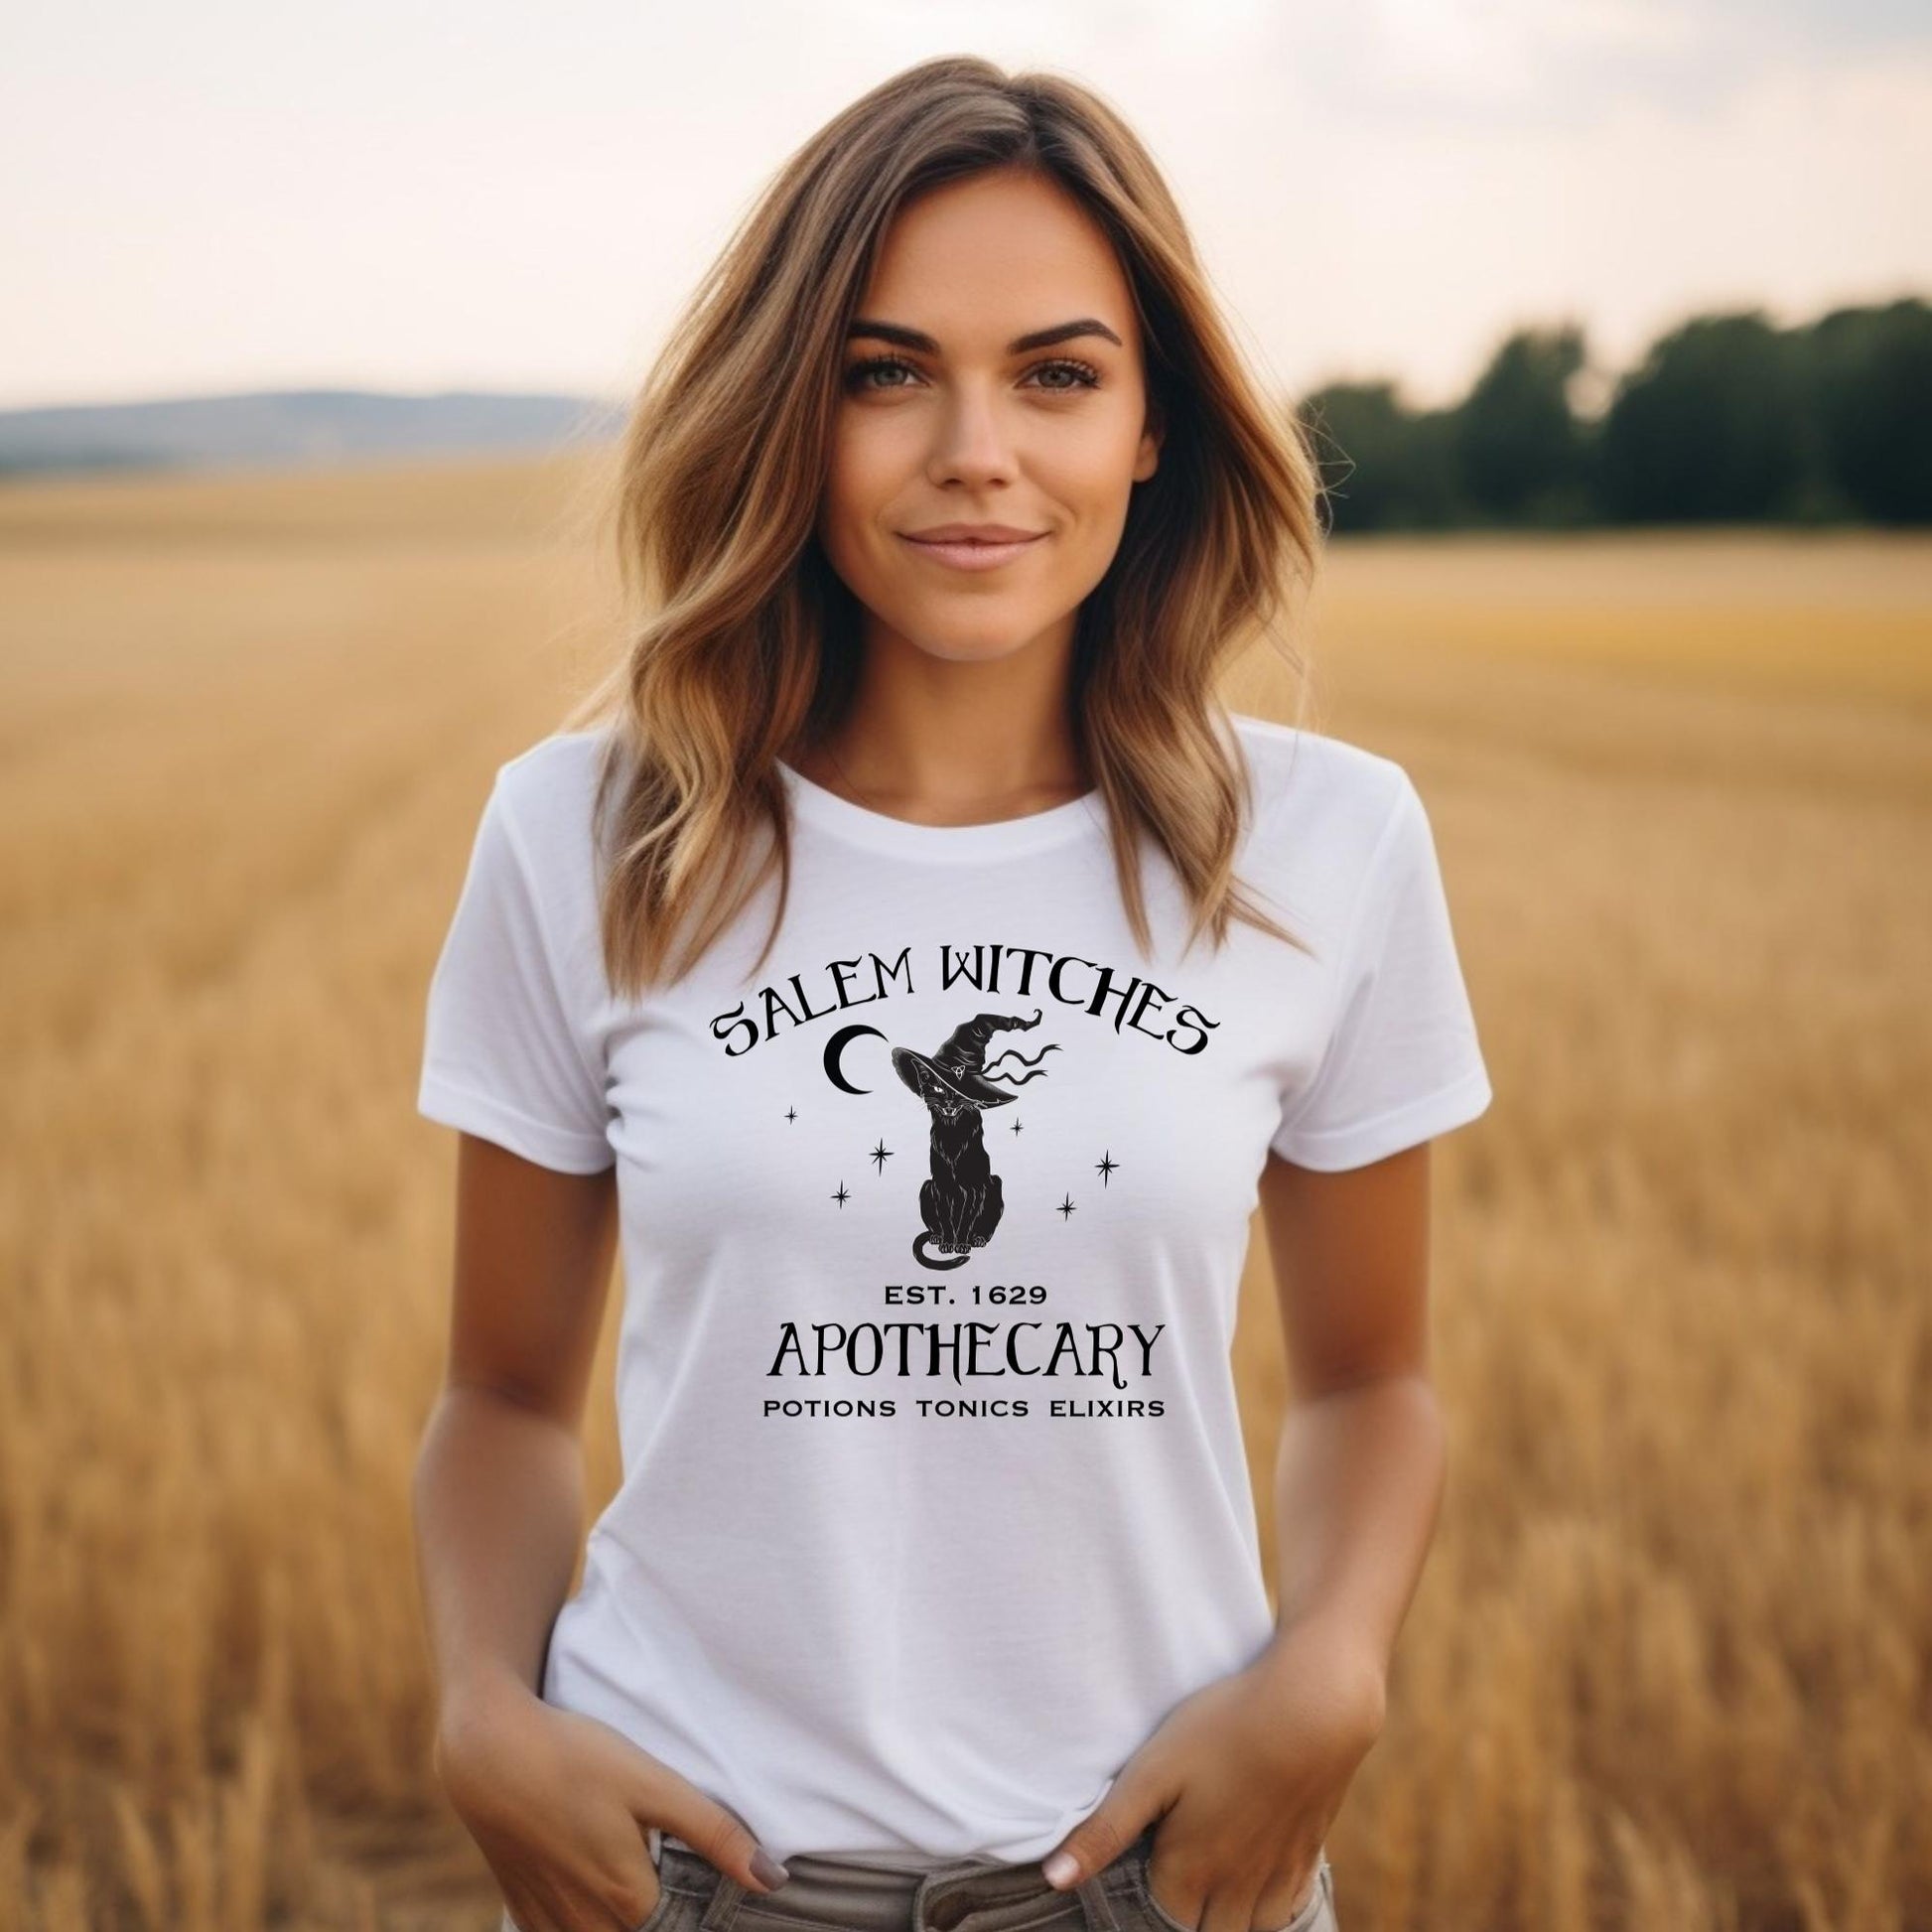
[3,0,1927,413]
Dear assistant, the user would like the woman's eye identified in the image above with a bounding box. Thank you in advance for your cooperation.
[845,355,920,392]
[1028,358,1102,391]
[842,355,1103,394]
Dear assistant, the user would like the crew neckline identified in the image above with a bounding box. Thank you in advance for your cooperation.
[777,759,1106,861]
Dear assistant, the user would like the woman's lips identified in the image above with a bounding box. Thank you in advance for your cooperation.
[897,532,1047,572]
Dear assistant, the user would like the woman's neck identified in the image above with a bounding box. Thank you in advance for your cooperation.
[789,610,1090,824]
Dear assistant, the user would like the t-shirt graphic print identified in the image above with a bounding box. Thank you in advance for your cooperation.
[417,713,1493,1869]
[724,946,1217,1421]
[871,1007,1059,1271]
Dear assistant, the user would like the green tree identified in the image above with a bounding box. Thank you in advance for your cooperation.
[1800,298,1932,523]
[1449,325,1590,525]
[1297,383,1462,533]
[1597,311,1807,521]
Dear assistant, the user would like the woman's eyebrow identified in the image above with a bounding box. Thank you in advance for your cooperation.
[846,318,1125,354]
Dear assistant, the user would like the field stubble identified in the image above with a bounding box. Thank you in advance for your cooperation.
[0,464,1926,1930]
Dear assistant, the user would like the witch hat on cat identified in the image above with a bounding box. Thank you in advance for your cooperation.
[890,1007,1044,1112]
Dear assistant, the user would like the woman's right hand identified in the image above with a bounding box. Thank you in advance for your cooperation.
[434,1671,788,1932]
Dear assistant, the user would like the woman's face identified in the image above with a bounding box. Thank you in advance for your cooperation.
[816,167,1163,667]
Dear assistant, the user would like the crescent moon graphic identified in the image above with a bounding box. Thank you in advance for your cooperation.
[823,1023,888,1095]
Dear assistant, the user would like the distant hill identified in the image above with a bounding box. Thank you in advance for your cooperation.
[0,388,627,480]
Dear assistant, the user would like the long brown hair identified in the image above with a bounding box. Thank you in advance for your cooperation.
[560,55,1326,998]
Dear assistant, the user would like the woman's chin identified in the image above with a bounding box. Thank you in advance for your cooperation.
[895,619,1062,665]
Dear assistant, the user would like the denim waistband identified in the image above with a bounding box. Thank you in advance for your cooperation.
[654,1821,1167,1932]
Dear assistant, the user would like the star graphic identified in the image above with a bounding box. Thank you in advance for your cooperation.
[1095,1150,1119,1184]
[783,1106,797,1124]
[1010,1117,1024,1135]
[831,1181,850,1207]
[869,1140,893,1173]
[1056,1193,1076,1220]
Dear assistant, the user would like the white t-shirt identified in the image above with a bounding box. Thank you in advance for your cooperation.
[417,712,1492,1870]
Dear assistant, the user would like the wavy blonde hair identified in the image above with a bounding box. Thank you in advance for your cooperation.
[560,55,1326,999]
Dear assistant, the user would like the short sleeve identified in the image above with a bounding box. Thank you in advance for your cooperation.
[1270,773,1492,1171]
[417,773,616,1173]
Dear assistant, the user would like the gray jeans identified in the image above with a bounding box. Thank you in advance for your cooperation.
[502,1821,1335,1932]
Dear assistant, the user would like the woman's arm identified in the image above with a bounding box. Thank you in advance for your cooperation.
[412,1132,620,1741]
[1253,1138,1448,1720]
[1039,1140,1446,1929]
[412,1134,789,1928]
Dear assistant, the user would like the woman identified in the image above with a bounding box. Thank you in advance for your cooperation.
[413,55,1492,1932]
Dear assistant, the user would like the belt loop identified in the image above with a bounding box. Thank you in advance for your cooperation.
[698,1866,748,1932]
[910,1868,941,1932]
[1076,1863,1124,1932]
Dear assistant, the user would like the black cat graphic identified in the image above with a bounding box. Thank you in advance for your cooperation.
[890,1008,1059,1269]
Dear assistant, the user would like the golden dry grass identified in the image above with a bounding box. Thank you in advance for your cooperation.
[0,455,1926,1932]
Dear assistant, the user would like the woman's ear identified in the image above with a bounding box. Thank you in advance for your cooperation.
[1135,393,1165,483]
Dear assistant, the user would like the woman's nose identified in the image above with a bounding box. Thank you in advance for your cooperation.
[925,387,1018,486]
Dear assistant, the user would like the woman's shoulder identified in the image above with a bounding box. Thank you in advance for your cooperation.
[1227,710,1412,848]
[494,723,615,790]
[489,725,623,854]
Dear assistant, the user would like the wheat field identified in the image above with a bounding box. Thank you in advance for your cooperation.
[1,455,1926,1932]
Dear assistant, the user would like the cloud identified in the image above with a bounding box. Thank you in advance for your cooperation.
[1286,0,1932,128]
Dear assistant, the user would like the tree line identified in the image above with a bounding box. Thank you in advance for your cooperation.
[1299,295,1931,531]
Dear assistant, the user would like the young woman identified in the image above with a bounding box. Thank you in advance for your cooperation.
[412,56,1492,1932]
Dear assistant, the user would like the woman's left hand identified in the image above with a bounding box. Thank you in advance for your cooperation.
[1039,1616,1387,1932]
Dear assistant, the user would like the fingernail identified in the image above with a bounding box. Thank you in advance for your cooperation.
[751,1848,790,1890]
[1042,1852,1079,1887]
